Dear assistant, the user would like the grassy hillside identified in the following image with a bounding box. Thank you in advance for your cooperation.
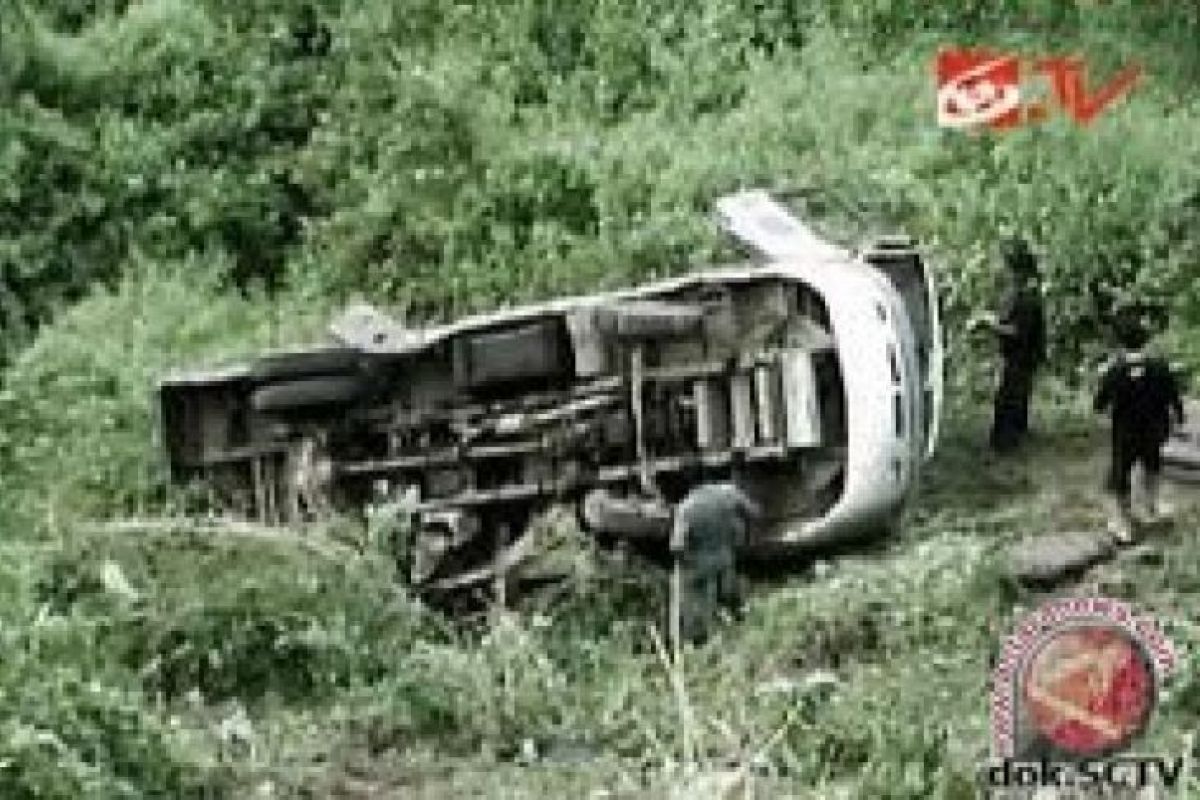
[0,1,1198,796]
[6,394,1200,797]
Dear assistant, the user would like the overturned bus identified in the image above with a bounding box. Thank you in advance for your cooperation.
[159,192,943,586]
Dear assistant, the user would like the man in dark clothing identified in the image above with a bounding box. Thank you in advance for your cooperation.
[972,238,1047,452]
[1094,316,1185,543]
[668,482,761,648]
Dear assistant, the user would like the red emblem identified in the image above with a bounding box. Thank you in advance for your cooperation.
[936,48,1021,130]
[1022,624,1155,756]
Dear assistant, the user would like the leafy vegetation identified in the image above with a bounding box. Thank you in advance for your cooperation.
[2,1,1198,346]
[0,0,1197,796]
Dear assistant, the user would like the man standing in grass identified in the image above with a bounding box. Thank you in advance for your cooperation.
[669,482,760,648]
[971,238,1047,453]
[1094,313,1185,543]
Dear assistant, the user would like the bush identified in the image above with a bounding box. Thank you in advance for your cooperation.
[0,661,221,799]
[5,0,1198,358]
[0,262,330,526]
[34,523,437,705]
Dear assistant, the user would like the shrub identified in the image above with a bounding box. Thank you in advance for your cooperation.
[0,262,330,525]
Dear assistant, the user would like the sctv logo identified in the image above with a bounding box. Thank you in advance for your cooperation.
[936,48,1141,130]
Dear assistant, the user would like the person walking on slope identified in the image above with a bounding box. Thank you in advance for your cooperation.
[1094,315,1185,544]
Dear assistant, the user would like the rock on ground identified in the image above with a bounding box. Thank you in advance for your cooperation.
[1009,530,1115,587]
[1164,398,1200,482]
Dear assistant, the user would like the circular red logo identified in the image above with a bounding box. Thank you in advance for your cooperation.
[1021,624,1155,756]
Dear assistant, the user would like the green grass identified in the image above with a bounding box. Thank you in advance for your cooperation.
[3,388,1198,798]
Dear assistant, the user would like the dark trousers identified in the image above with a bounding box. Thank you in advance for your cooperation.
[676,557,741,645]
[1107,432,1163,497]
[991,360,1036,452]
